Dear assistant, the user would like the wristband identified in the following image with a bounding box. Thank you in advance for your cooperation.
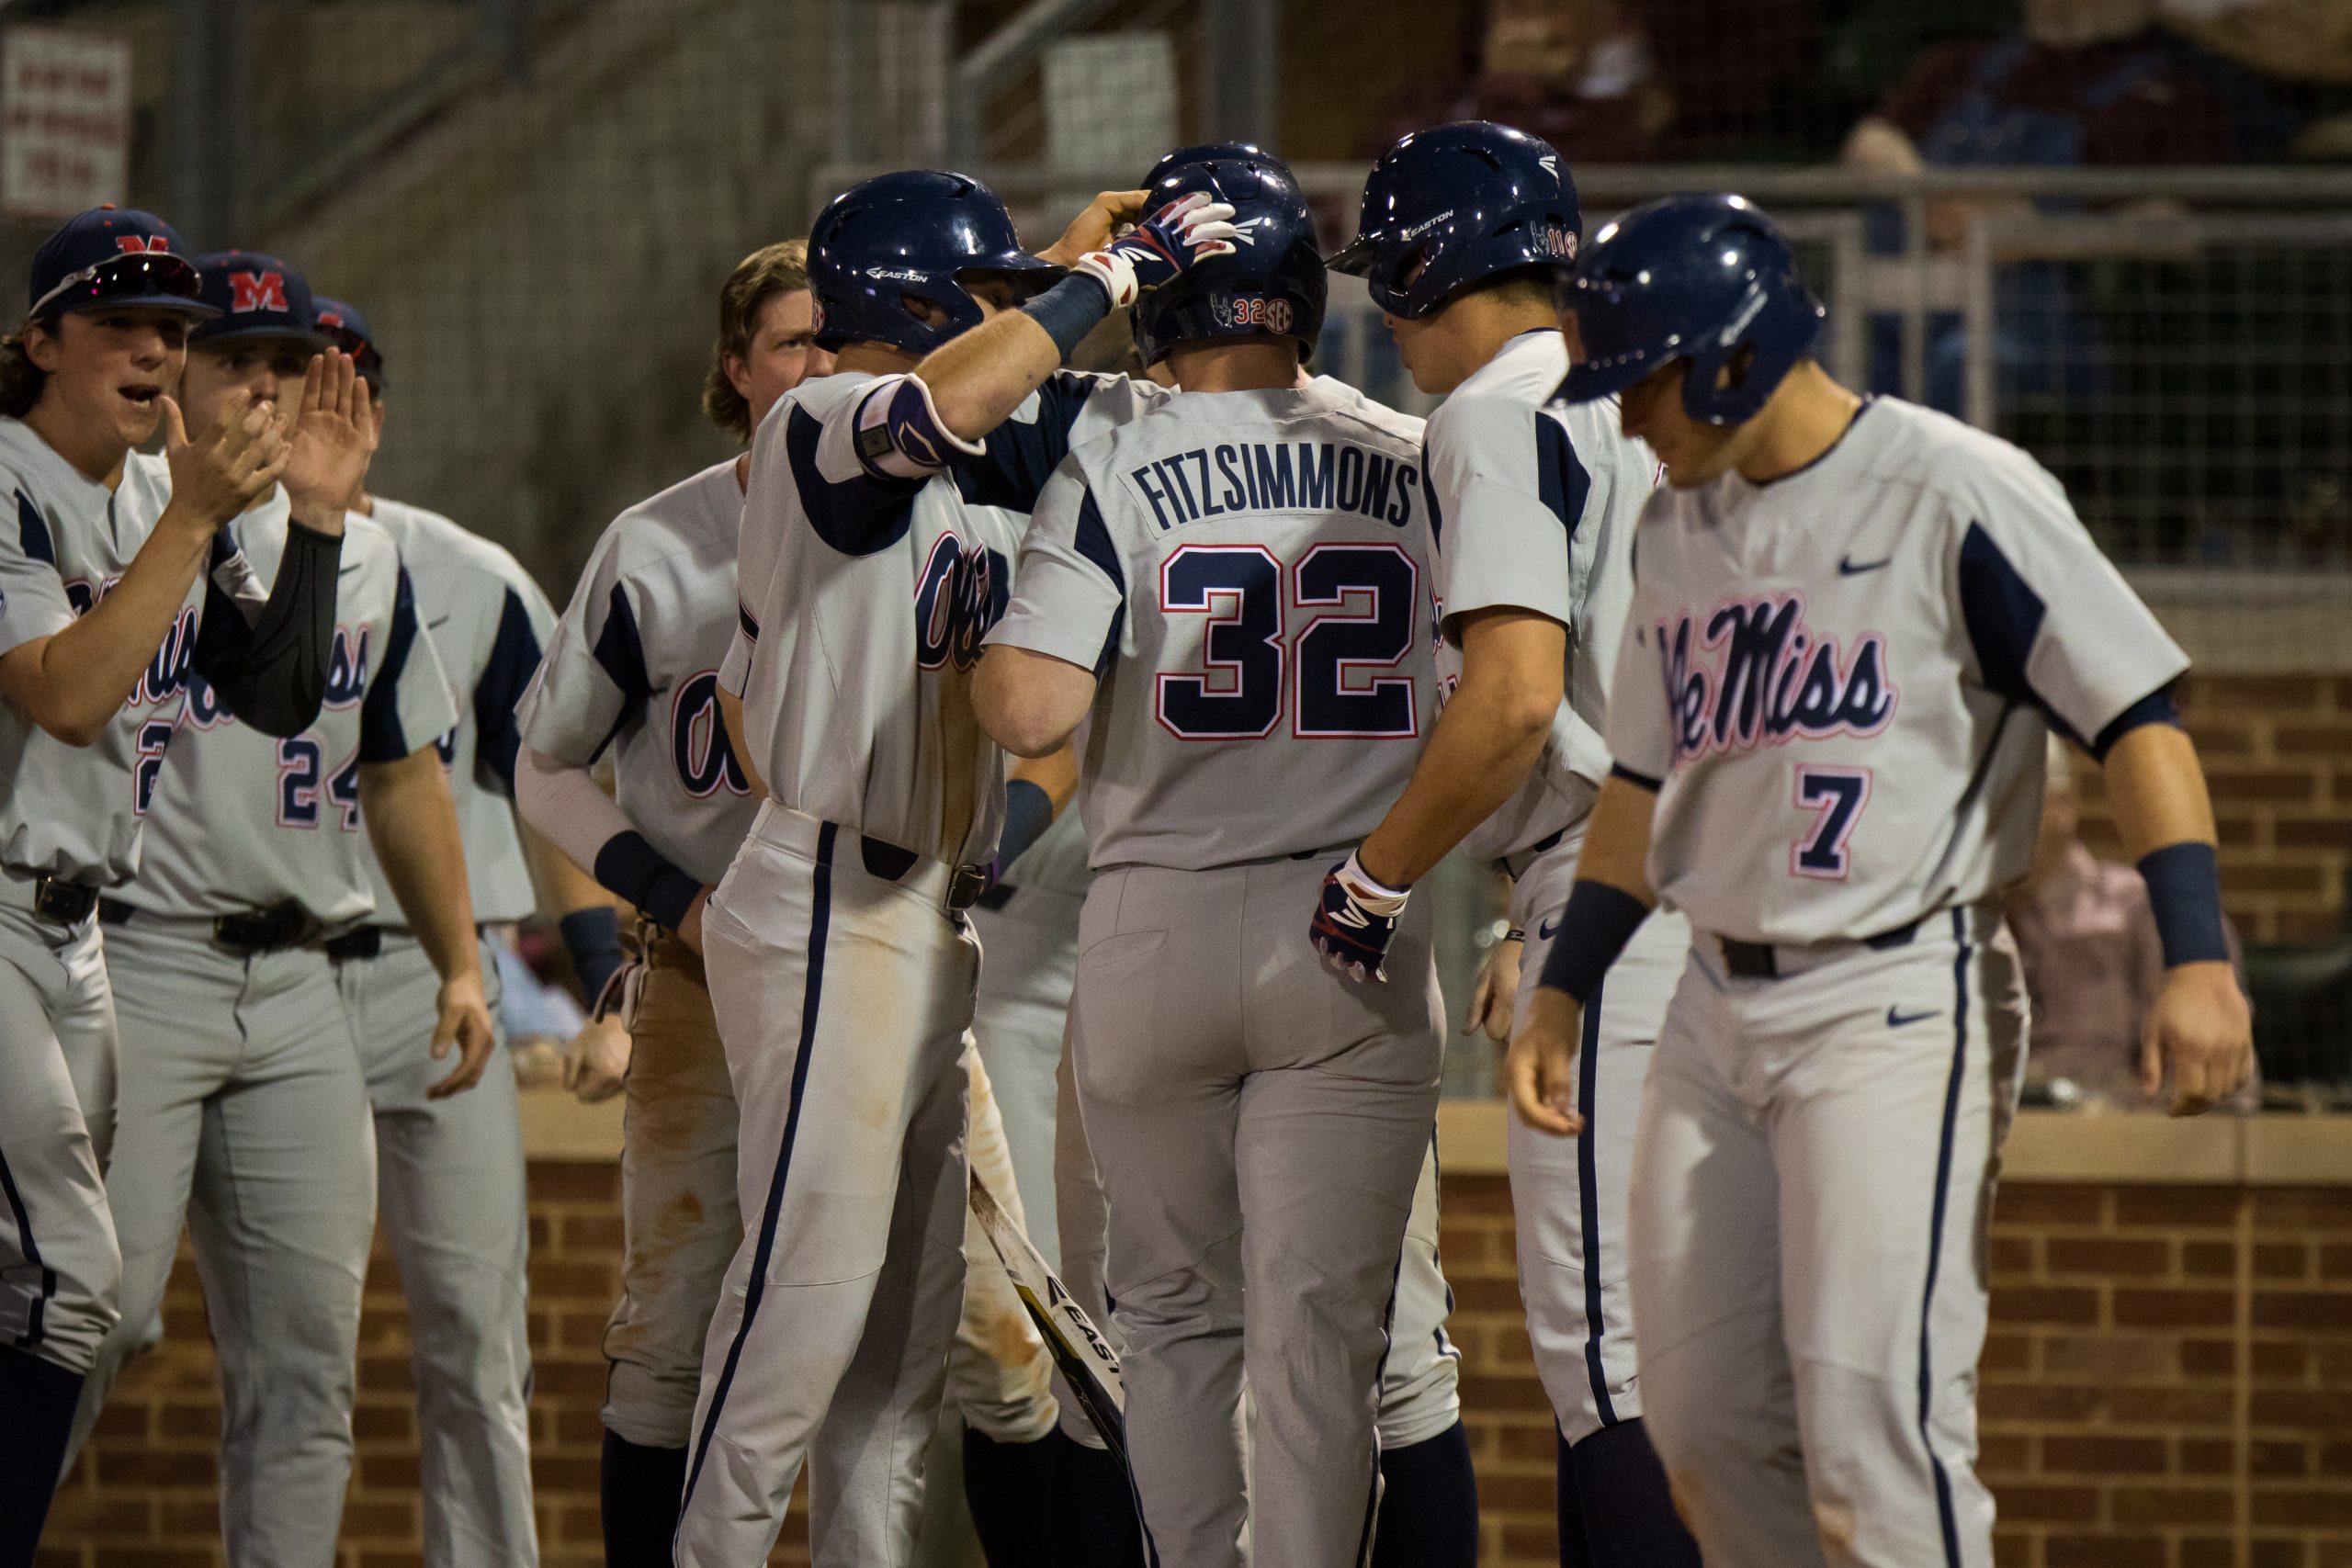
[1504,928,1527,944]
[558,907,626,1007]
[998,779,1054,872]
[1022,273,1114,361]
[593,830,705,938]
[1535,881,1650,1005]
[2137,840,2230,967]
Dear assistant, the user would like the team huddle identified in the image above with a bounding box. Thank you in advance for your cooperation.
[0,119,2253,1568]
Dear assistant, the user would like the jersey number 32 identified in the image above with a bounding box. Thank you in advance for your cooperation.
[1156,542,1419,741]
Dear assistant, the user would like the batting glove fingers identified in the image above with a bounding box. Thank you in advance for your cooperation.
[1309,851,1411,984]
[1073,192,1241,308]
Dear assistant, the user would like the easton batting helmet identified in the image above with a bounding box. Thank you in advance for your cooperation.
[807,171,1062,355]
[1129,150,1324,367]
[1559,193,1825,426]
[1328,121,1579,320]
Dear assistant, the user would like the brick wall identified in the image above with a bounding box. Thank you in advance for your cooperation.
[39,1162,2352,1568]
[2075,673,2351,946]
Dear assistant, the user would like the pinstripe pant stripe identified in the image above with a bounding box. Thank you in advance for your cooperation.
[1918,908,1972,1568]
[1577,976,1618,1429]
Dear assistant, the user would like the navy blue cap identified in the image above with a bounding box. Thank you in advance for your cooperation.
[28,206,215,321]
[311,297,382,386]
[189,251,330,347]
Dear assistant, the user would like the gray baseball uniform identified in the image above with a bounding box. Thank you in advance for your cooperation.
[1608,397,2186,1568]
[339,495,553,1568]
[987,379,1447,1568]
[515,459,759,1452]
[683,364,1163,1566]
[1417,327,1691,1449]
[0,422,280,1381]
[74,482,458,1568]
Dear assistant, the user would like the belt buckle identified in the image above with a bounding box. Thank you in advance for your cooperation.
[32,876,97,926]
[948,866,989,912]
[1719,937,1779,980]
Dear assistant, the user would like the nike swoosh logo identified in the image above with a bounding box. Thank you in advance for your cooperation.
[1538,918,1561,941]
[1838,555,1891,576]
[338,562,363,578]
[426,615,452,630]
[1887,1006,1940,1028]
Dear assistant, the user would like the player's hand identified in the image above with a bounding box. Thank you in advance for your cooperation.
[1309,851,1410,983]
[1039,189,1149,268]
[562,1012,632,1104]
[1506,987,1586,1136]
[2139,960,2254,1116]
[675,886,712,955]
[158,388,290,536]
[427,969,498,1099]
[1072,192,1241,309]
[1464,935,1524,1042]
[280,349,376,536]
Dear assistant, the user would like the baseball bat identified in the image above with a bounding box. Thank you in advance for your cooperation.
[967,1167,1129,1468]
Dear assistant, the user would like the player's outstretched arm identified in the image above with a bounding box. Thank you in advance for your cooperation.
[1508,773,1659,1135]
[899,192,1238,449]
[2098,721,2255,1115]
[1307,607,1564,985]
[972,645,1097,759]
[0,389,288,745]
[360,745,497,1098]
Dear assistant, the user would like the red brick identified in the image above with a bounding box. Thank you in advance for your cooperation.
[2256,1190,2352,1230]
[2184,1240,2238,1278]
[2275,817,2352,849]
[2000,1484,2102,1522]
[2255,1340,2308,1380]
[2251,1540,2311,1568]
[1993,1286,2101,1326]
[1990,1234,2037,1276]
[2116,1188,2244,1229]
[1981,1332,2032,1373]
[2041,1436,2168,1475]
[2256,1489,2352,1528]
[2110,1485,2234,1525]
[2182,1438,2237,1475]
[2045,1534,2166,1566]
[2045,1236,2169,1277]
[2256,1439,2316,1478]
[2110,1385,2235,1425]
[526,1162,619,1202]
[2182,1337,2239,1378]
[2191,676,2327,711]
[2207,768,2321,806]
[2253,1389,2352,1428]
[2256,1292,2352,1331]
[2112,1288,2234,1327]
[1996,1186,2108,1225]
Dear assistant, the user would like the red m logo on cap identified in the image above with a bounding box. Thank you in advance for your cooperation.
[229,271,288,313]
[114,235,171,254]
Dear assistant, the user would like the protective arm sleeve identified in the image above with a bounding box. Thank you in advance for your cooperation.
[192,520,345,737]
[514,742,700,933]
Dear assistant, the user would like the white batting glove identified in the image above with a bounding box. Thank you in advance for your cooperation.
[1073,192,1242,309]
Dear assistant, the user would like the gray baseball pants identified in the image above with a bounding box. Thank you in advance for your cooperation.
[337,929,537,1568]
[1070,853,1444,1568]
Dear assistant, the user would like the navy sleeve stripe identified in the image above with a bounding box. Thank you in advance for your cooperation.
[1072,486,1125,676]
[17,491,53,565]
[952,372,1100,512]
[1610,761,1663,792]
[1421,436,1444,552]
[1956,520,2086,747]
[359,564,424,761]
[2090,683,2180,760]
[788,402,921,557]
[739,604,759,641]
[1533,417,1591,539]
[471,587,544,797]
[591,581,655,704]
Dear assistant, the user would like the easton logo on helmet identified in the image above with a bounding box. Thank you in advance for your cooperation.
[867,266,927,283]
[1400,209,1455,242]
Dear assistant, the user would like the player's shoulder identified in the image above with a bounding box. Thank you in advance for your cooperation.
[1849,396,2062,513]
[766,368,880,430]
[0,418,67,497]
[1442,328,1569,418]
[1305,375,1426,450]
[368,497,538,595]
[594,458,743,578]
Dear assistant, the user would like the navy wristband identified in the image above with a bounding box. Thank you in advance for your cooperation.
[2137,840,2230,967]
[558,907,626,1007]
[999,779,1054,872]
[1536,881,1651,1005]
[593,830,706,939]
[1022,274,1113,361]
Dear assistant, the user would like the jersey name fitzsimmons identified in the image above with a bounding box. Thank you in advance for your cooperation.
[1124,439,1422,531]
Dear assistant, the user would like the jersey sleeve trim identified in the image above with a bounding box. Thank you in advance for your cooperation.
[2090,683,2181,760]
[1535,417,1590,536]
[1610,761,1662,792]
[1072,486,1126,675]
[952,372,1101,513]
[1956,520,2083,746]
[470,587,546,797]
[587,580,655,763]
[359,564,425,762]
[16,491,55,564]
[787,401,922,557]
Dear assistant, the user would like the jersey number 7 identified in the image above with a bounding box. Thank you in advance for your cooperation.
[1156,542,1420,741]
[1792,764,1871,879]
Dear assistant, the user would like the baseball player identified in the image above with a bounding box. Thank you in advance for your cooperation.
[1518,193,2253,1568]
[311,295,599,1568]
[516,235,1094,1567]
[1322,122,1699,1567]
[0,209,342,1561]
[70,252,492,1568]
[678,167,1236,1564]
[972,151,1443,1567]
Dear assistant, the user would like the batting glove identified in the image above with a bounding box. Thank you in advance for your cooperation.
[1310,851,1412,983]
[1073,192,1241,309]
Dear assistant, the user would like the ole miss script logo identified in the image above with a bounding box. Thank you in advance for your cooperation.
[1657,592,1896,765]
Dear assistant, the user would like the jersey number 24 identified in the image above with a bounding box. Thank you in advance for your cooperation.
[1156,542,1420,741]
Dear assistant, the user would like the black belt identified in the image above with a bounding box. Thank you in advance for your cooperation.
[99,901,323,954]
[859,834,989,912]
[31,875,99,926]
[324,925,385,962]
[1501,829,1567,883]
[1718,918,1923,981]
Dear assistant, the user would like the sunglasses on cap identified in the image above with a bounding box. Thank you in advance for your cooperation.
[29,250,211,321]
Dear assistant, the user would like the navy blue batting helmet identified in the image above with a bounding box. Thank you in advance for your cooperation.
[1130,151,1324,367]
[807,171,1062,355]
[1559,193,1825,425]
[1328,121,1579,320]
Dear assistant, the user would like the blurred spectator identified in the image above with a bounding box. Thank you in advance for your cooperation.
[2007,740,2257,1111]
[1368,0,1672,163]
